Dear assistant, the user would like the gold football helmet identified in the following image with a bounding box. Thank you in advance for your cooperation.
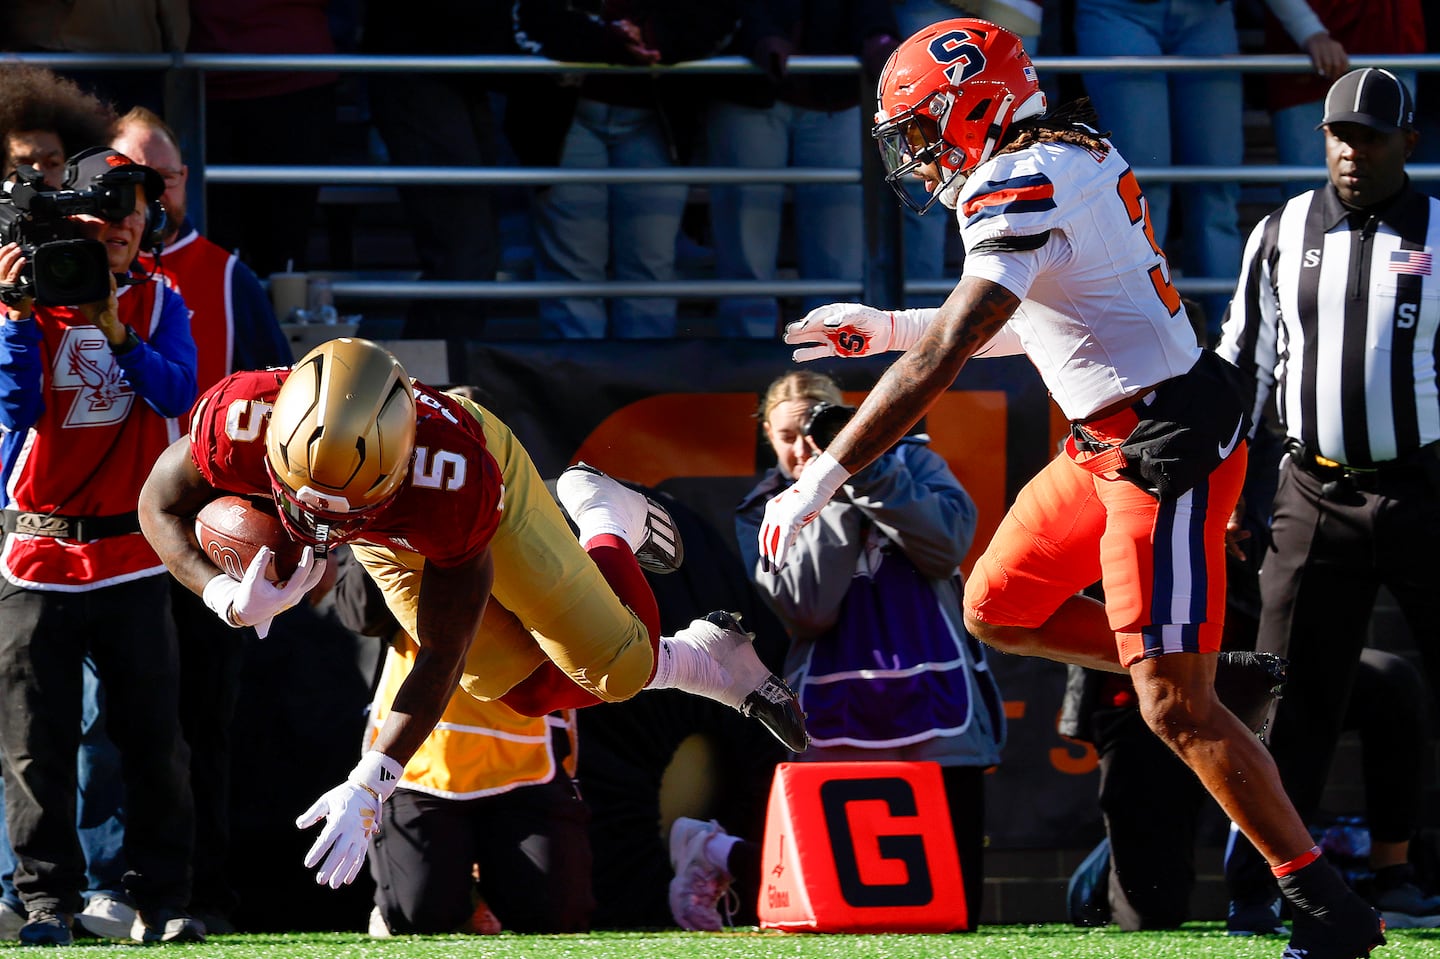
[265,337,416,549]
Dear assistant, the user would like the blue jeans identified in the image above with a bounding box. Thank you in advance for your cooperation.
[77,658,127,901]
[533,98,688,338]
[1074,0,1243,335]
[706,100,864,337]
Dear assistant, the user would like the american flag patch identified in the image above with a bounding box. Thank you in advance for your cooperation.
[1023,66,1037,84]
[1388,251,1433,275]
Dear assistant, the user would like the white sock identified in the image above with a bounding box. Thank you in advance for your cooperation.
[572,508,631,551]
[646,637,728,697]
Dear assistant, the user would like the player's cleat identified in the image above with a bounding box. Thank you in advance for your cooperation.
[670,611,809,752]
[367,905,392,938]
[1282,909,1385,959]
[1279,858,1386,959]
[1214,650,1288,735]
[557,463,683,574]
[131,907,206,944]
[76,895,137,939]
[668,817,734,931]
[1227,896,1288,936]
[0,900,24,941]
[18,909,72,947]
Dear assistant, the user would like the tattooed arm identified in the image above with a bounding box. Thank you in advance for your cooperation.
[826,277,1021,475]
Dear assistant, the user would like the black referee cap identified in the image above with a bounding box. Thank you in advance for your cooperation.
[1318,67,1416,134]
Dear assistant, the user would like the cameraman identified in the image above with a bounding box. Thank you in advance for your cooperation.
[682,370,1006,929]
[0,148,201,945]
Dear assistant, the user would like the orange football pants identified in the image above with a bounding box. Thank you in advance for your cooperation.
[963,407,1247,667]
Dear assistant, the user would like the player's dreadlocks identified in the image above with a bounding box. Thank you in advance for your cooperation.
[997,97,1111,160]
[0,64,116,175]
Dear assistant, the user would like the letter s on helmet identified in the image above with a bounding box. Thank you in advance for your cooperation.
[265,337,416,549]
[874,17,1047,214]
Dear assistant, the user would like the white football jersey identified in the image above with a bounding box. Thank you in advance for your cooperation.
[958,137,1202,421]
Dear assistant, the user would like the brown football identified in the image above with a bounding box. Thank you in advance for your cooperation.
[194,494,305,581]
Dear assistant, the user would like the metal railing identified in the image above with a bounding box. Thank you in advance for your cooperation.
[8,50,1440,311]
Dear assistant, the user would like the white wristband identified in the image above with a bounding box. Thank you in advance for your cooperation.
[202,574,242,628]
[348,750,405,803]
[889,308,937,353]
[799,451,851,502]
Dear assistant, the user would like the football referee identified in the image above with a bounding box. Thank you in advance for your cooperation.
[1218,67,1440,933]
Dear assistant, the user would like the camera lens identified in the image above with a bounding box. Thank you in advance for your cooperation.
[45,249,83,287]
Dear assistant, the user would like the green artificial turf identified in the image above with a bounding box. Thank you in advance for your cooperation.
[1,925,1432,958]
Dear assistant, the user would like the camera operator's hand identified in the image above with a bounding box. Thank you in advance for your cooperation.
[76,273,124,345]
[0,243,34,319]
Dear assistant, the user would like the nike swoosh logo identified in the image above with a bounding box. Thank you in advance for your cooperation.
[1218,419,1244,459]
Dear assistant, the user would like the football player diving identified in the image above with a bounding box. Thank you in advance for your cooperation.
[761,18,1384,959]
[138,337,807,890]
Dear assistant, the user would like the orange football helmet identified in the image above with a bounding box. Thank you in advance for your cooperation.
[874,18,1047,213]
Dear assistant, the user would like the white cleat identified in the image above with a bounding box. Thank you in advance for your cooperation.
[667,817,733,931]
[671,611,809,752]
[557,463,683,574]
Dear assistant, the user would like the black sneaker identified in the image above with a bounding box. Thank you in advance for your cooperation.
[18,909,73,946]
[1368,865,1440,930]
[1227,896,1288,936]
[132,908,207,944]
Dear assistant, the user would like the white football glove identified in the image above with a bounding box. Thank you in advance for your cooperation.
[783,303,934,363]
[295,751,404,889]
[757,452,851,573]
[201,545,326,640]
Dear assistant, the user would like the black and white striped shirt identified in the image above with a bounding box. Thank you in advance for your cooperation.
[1217,181,1440,468]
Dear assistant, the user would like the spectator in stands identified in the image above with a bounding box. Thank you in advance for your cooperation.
[103,106,292,936]
[512,0,741,338]
[705,1,899,337]
[667,370,1005,930]
[362,2,519,340]
[0,147,201,946]
[327,545,594,935]
[1071,0,1243,338]
[0,0,183,114]
[1263,0,1421,200]
[188,0,339,276]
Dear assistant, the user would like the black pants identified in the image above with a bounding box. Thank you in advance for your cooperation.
[367,72,501,341]
[172,580,252,918]
[1226,461,1440,904]
[0,575,193,915]
[204,83,337,277]
[1095,701,1211,930]
[369,775,594,934]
